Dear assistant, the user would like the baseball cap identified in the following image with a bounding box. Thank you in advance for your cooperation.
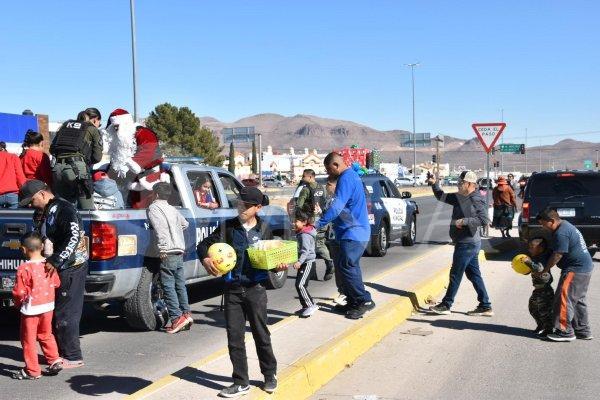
[93,171,108,182]
[459,170,477,184]
[239,186,268,206]
[19,180,48,206]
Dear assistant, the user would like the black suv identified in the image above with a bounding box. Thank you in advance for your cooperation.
[519,170,600,256]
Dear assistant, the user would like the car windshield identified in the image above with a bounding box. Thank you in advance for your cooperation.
[528,175,600,197]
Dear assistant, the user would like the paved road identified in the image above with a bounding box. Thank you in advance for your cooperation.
[312,245,600,400]
[0,195,453,400]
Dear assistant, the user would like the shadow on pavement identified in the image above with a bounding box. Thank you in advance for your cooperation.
[0,343,24,363]
[365,282,420,309]
[408,318,535,339]
[0,361,20,377]
[66,374,152,396]
[172,366,262,391]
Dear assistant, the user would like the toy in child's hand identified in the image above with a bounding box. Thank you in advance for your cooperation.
[207,243,237,274]
[523,258,544,273]
[512,254,533,275]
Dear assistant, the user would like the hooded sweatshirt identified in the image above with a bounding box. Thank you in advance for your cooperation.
[432,182,489,244]
[296,225,317,265]
[93,178,125,209]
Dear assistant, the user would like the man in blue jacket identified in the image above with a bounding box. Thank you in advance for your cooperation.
[315,153,375,320]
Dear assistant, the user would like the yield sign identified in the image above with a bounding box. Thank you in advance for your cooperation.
[471,123,506,153]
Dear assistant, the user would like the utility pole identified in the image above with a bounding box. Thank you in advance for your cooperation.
[129,0,138,121]
[405,62,420,186]
[434,135,443,180]
[257,133,263,186]
[525,127,528,174]
[500,108,504,175]
[539,139,542,172]
[596,149,599,172]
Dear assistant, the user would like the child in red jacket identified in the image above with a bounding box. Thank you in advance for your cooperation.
[12,232,63,380]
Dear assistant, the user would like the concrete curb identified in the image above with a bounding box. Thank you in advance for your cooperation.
[249,266,451,400]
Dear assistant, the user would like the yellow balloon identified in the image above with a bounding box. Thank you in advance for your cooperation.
[207,243,237,274]
[511,254,531,275]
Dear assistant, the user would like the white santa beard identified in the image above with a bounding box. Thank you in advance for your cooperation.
[107,122,138,176]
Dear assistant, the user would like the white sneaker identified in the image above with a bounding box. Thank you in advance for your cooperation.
[301,304,319,318]
[333,294,347,306]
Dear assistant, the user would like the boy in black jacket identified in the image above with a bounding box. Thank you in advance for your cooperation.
[197,187,283,398]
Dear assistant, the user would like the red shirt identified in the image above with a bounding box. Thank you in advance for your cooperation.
[21,148,53,186]
[0,151,26,195]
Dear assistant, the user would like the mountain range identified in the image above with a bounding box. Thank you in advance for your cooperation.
[200,113,598,171]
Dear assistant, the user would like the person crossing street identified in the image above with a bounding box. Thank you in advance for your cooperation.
[427,171,493,316]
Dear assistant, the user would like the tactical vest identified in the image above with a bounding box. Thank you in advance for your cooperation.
[299,182,327,214]
[50,120,90,161]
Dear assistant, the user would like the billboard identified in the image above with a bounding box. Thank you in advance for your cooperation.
[222,126,256,143]
[399,132,431,147]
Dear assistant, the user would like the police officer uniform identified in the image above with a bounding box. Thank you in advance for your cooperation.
[50,120,103,209]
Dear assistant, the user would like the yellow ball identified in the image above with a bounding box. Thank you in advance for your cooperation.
[207,243,237,275]
[511,254,532,275]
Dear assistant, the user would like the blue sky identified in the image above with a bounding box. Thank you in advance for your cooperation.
[1,0,598,145]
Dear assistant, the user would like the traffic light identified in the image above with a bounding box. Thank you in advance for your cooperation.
[520,144,526,154]
[432,155,437,163]
[493,161,500,168]
[491,147,496,155]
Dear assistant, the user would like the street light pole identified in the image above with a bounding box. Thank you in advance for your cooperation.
[405,62,420,186]
[500,108,504,175]
[129,0,139,122]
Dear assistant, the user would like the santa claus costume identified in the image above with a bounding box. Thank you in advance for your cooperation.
[105,109,165,208]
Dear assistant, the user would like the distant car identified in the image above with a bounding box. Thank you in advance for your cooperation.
[394,177,415,187]
[262,178,285,188]
[477,177,495,190]
[241,178,259,187]
[519,170,600,257]
[445,176,459,186]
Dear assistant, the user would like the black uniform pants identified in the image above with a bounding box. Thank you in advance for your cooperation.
[225,283,277,386]
[55,263,88,361]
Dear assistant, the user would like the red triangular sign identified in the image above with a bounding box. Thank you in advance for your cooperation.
[471,123,506,153]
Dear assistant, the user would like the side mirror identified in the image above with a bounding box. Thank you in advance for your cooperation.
[401,191,412,199]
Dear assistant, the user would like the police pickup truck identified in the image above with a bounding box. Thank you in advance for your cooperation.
[0,162,291,330]
[315,172,419,257]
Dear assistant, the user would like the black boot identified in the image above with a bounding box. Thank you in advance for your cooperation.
[323,260,334,281]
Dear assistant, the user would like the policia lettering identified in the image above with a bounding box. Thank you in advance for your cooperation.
[50,115,103,210]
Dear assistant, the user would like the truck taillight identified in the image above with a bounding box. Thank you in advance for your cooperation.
[91,222,117,260]
[522,202,530,222]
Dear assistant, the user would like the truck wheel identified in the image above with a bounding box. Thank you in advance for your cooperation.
[402,216,417,246]
[123,267,166,331]
[265,269,288,290]
[371,224,388,257]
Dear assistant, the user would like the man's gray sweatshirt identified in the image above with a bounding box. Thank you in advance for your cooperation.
[297,226,317,265]
[147,199,189,256]
[432,182,489,244]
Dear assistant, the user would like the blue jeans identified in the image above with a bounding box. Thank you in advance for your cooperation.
[335,240,371,307]
[160,254,190,322]
[0,192,18,209]
[442,242,491,309]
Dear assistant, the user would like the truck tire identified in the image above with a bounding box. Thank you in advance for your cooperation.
[265,269,288,290]
[402,216,417,246]
[371,223,388,257]
[123,267,165,331]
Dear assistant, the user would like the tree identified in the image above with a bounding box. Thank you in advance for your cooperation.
[251,141,258,174]
[145,103,225,166]
[228,142,236,174]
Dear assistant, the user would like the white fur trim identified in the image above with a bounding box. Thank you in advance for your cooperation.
[109,113,134,127]
[126,158,143,174]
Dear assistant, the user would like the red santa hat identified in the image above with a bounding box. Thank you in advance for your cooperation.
[107,108,134,129]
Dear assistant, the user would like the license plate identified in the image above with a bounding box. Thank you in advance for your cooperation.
[1,276,15,290]
[558,208,576,218]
